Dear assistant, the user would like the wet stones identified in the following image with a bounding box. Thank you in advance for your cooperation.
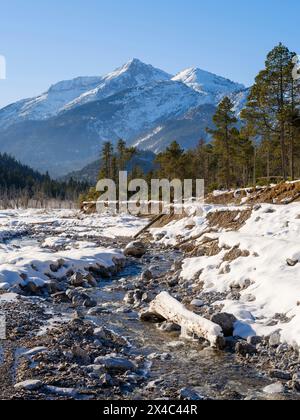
[93,356,136,373]
[211,312,237,337]
[235,341,257,357]
[14,380,43,391]
[93,326,129,348]
[140,310,165,323]
[124,242,147,258]
[69,272,97,288]
[70,272,85,288]
[269,370,292,381]
[158,322,181,333]
[66,288,97,308]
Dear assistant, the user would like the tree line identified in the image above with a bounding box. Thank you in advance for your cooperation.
[0,153,89,206]
[83,43,300,204]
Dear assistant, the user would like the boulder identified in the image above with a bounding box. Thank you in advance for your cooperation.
[124,242,147,258]
[211,312,237,337]
[14,380,43,391]
[263,382,284,395]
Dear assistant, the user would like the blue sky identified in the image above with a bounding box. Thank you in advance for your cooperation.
[0,0,299,107]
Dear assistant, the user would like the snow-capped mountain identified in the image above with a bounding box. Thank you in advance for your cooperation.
[0,59,171,129]
[172,67,245,104]
[0,76,103,129]
[0,59,248,176]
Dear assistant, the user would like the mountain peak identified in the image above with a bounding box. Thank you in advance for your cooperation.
[173,67,245,103]
[105,58,172,82]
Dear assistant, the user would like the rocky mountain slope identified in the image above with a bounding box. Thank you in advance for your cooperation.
[0,59,248,176]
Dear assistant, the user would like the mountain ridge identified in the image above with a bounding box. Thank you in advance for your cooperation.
[0,59,249,176]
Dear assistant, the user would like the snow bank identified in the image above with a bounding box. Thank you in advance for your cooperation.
[0,209,141,292]
[152,202,300,347]
[0,241,124,291]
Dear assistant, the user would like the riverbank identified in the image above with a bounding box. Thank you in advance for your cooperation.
[0,207,299,400]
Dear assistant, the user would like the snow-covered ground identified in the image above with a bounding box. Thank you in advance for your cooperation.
[0,209,145,240]
[152,203,300,348]
[0,209,146,292]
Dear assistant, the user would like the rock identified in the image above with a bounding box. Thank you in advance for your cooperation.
[87,307,106,316]
[84,273,98,287]
[269,332,281,347]
[83,297,97,308]
[124,291,135,305]
[263,382,284,395]
[14,380,43,391]
[140,310,165,323]
[168,278,179,288]
[141,292,156,304]
[93,356,136,373]
[94,327,129,347]
[0,282,11,291]
[23,281,43,295]
[211,312,237,337]
[235,341,257,357]
[292,372,300,391]
[45,385,76,397]
[247,336,263,346]
[270,370,292,381]
[67,289,96,307]
[124,242,147,258]
[70,272,85,287]
[21,347,48,358]
[99,373,113,387]
[159,322,181,333]
[286,258,298,267]
[191,299,204,308]
[141,270,153,281]
[179,388,207,401]
[148,353,172,361]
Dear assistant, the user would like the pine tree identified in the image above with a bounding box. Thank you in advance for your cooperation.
[241,43,297,180]
[99,141,114,179]
[208,97,238,189]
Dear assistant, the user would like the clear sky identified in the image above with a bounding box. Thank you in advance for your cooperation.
[0,0,299,107]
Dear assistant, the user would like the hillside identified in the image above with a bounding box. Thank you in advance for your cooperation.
[0,153,88,203]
